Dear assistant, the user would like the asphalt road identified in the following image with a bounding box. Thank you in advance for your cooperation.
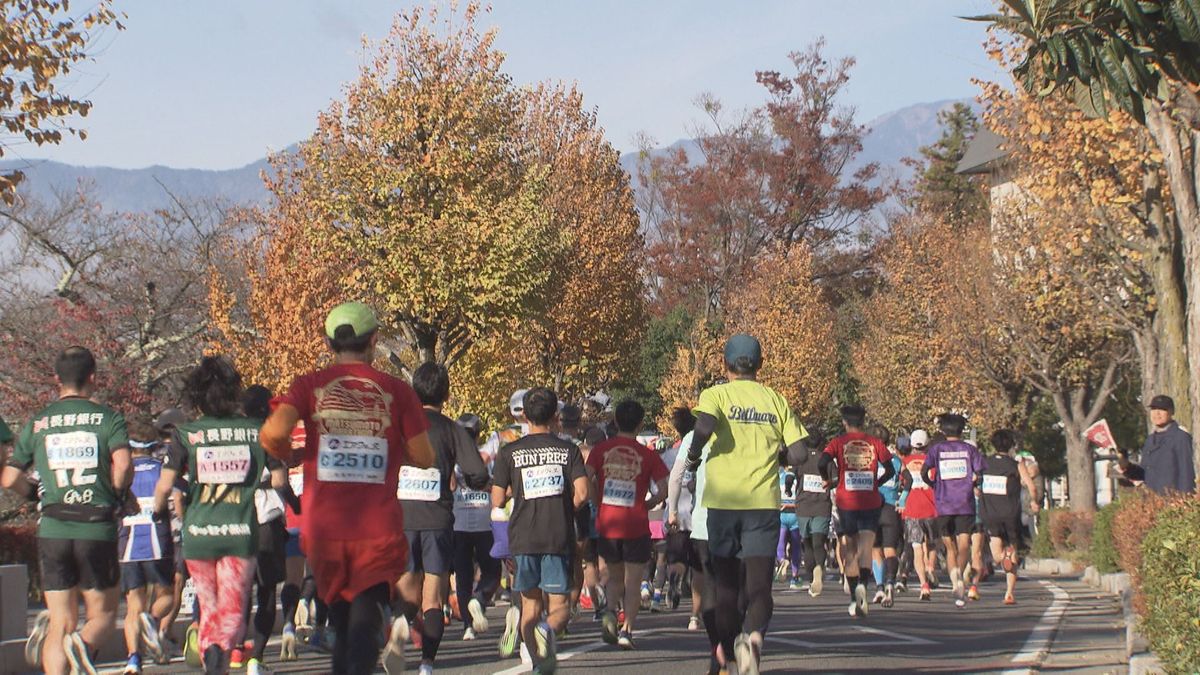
[97,572,1125,674]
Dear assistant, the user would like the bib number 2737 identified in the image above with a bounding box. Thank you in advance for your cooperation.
[522,465,564,499]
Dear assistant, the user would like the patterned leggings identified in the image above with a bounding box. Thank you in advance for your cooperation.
[186,557,257,654]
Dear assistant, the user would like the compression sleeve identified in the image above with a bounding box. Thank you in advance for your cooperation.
[876,457,896,488]
[686,413,717,468]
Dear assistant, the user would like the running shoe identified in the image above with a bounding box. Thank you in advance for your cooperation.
[308,626,333,653]
[295,598,312,632]
[872,588,886,605]
[1004,594,1016,606]
[230,646,246,669]
[669,574,682,610]
[788,579,800,591]
[882,584,895,608]
[895,578,908,593]
[468,597,489,633]
[593,584,607,611]
[927,572,939,589]
[688,615,701,631]
[774,559,790,582]
[417,665,433,675]
[498,606,520,658]
[64,636,96,675]
[24,609,48,668]
[280,626,298,661]
[534,621,557,673]
[1002,555,1016,574]
[122,653,142,674]
[968,584,980,601]
[383,616,408,675]
[810,565,824,597]
[463,627,477,641]
[246,657,264,675]
[733,632,761,675]
[203,645,225,675]
[650,592,664,613]
[617,629,635,650]
[955,588,966,608]
[601,610,619,645]
[842,576,850,595]
[184,623,202,668]
[854,584,869,618]
[156,636,176,665]
[139,612,164,665]
[919,583,932,601]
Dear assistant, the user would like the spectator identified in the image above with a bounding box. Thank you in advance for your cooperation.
[1139,395,1195,495]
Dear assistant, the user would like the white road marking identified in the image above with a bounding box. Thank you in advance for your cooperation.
[491,629,667,674]
[1007,579,1069,667]
[770,623,938,650]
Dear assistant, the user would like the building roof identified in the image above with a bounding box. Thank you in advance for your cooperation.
[956,127,1008,175]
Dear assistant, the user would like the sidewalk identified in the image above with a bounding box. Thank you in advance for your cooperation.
[1031,574,1129,674]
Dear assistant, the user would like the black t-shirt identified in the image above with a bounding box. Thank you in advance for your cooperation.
[980,454,1021,521]
[492,432,586,556]
[402,409,491,531]
[792,453,833,518]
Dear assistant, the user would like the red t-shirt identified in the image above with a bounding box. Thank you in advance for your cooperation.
[277,363,429,543]
[586,437,670,539]
[901,451,937,520]
[823,431,891,511]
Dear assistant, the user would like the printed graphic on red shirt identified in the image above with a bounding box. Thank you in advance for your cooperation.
[902,452,937,520]
[587,438,669,539]
[823,432,890,512]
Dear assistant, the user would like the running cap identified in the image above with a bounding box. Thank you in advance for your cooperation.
[325,302,378,339]
[1149,394,1175,412]
[509,389,529,416]
[723,333,762,367]
[153,407,187,432]
[910,429,930,448]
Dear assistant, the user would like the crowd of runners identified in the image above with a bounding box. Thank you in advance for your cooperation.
[0,301,1043,675]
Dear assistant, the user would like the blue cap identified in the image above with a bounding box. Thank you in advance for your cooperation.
[723,333,762,367]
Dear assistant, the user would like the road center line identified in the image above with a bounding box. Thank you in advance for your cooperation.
[1008,579,1069,666]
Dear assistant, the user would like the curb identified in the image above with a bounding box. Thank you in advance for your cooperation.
[1054,560,1164,674]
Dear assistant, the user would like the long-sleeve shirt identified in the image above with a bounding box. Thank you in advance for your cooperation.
[1140,422,1196,495]
[668,431,711,538]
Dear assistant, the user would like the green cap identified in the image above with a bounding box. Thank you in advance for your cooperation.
[325,302,379,339]
[723,333,762,366]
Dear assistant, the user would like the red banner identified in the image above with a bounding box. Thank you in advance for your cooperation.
[1085,419,1116,450]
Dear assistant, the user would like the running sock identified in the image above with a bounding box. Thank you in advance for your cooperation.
[885,556,899,584]
[847,574,859,593]
[872,560,884,587]
[701,608,720,648]
[421,608,445,662]
[860,568,872,589]
[811,534,828,570]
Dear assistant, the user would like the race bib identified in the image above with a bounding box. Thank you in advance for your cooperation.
[45,431,99,471]
[939,458,969,480]
[288,468,304,496]
[317,435,387,484]
[398,466,441,501]
[845,471,874,492]
[521,465,563,499]
[602,478,637,508]
[802,474,826,493]
[982,474,1008,496]
[455,488,491,508]
[123,496,157,526]
[909,470,928,489]
[196,445,251,484]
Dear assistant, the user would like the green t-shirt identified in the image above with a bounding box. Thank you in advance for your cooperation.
[0,417,13,444]
[11,398,129,541]
[695,380,807,510]
[171,416,265,560]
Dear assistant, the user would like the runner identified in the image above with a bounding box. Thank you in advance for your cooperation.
[118,415,172,673]
[657,408,696,611]
[151,408,191,659]
[389,363,491,675]
[776,464,802,590]
[491,387,589,674]
[868,425,903,609]
[452,413,502,642]
[683,334,809,675]
[899,429,938,601]
[2,346,131,675]
[981,429,1023,604]
[921,413,985,608]
[819,406,895,619]
[588,400,670,649]
[791,430,831,598]
[259,302,436,675]
[575,426,606,621]
[278,422,308,662]
[151,357,266,674]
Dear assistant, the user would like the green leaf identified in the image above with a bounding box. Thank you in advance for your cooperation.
[1167,0,1200,43]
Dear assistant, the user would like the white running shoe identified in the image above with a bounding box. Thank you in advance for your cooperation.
[809,565,824,597]
[382,616,409,674]
[687,615,701,631]
[417,664,434,675]
[139,611,164,664]
[463,627,477,641]
[467,597,489,633]
[25,609,49,667]
[854,584,869,617]
[872,588,886,605]
[734,632,760,675]
[498,606,520,658]
[64,632,98,675]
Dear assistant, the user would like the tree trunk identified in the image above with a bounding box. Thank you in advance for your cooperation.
[1062,431,1097,513]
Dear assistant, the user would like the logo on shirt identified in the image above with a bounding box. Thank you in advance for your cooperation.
[728,406,778,425]
[843,440,874,471]
[314,376,394,438]
[601,444,644,482]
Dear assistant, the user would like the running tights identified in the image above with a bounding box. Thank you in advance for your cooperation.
[777,528,802,574]
[328,582,390,675]
[186,557,256,655]
[251,575,278,660]
[802,534,828,576]
[710,555,772,662]
[280,582,300,628]
[452,530,501,629]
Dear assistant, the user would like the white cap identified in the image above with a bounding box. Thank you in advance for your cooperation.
[910,429,929,449]
[509,389,529,417]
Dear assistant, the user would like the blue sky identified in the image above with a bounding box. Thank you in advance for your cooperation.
[18,1,1001,170]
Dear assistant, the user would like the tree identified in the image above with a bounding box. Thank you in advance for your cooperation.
[976,0,1200,472]
[907,102,989,225]
[1,0,122,203]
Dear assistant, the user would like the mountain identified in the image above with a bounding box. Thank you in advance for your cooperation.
[0,100,977,213]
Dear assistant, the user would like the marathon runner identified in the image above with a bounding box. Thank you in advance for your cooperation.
[869,425,903,609]
[791,430,831,598]
[491,387,589,674]
[575,426,606,621]
[2,346,132,675]
[656,409,696,611]
[451,413,502,642]
[118,416,172,673]
[982,429,1023,605]
[260,302,436,675]
[588,400,670,649]
[921,413,985,608]
[683,334,809,675]
[664,408,705,631]
[150,408,191,659]
[388,363,490,675]
[820,406,895,619]
[154,356,267,675]
[899,429,938,601]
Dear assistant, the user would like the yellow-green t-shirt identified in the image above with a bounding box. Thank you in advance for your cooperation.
[695,380,807,510]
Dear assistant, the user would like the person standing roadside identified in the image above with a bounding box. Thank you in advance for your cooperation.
[1140,395,1196,495]
[2,346,132,675]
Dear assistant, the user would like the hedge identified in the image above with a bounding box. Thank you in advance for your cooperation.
[1088,499,1120,574]
[0,523,41,602]
[1138,498,1200,674]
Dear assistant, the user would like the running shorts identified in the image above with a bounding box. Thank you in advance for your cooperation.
[40,538,120,592]
[984,517,1023,547]
[779,510,800,532]
[284,527,303,559]
[597,536,653,565]
[796,515,831,538]
[666,530,703,571]
[874,503,902,549]
[306,534,409,605]
[120,558,174,593]
[513,554,571,594]
[706,508,780,559]
[406,528,454,575]
[936,514,975,539]
[904,517,938,545]
[835,507,882,537]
